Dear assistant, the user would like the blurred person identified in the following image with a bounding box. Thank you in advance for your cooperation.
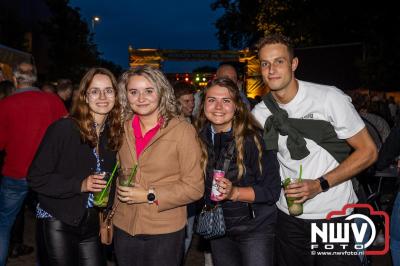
[216,64,251,110]
[0,80,32,260]
[375,123,400,266]
[0,80,13,180]
[174,81,195,122]
[114,66,204,266]
[193,64,251,118]
[348,94,387,265]
[70,85,80,111]
[0,62,67,265]
[252,34,377,266]
[28,68,123,266]
[173,81,197,256]
[41,82,56,94]
[193,89,203,118]
[353,94,390,150]
[56,78,73,110]
[370,95,393,127]
[196,78,281,266]
[388,96,397,122]
[0,68,5,82]
[0,80,15,100]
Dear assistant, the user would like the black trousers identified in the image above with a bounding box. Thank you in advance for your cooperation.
[210,226,275,266]
[114,226,185,266]
[276,210,362,266]
[36,208,105,266]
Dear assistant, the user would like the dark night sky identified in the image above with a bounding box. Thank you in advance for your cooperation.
[70,0,223,73]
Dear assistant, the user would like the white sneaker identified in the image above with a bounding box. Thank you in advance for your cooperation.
[204,252,213,266]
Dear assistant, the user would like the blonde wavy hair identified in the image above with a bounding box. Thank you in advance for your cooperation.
[118,65,180,127]
[195,78,263,180]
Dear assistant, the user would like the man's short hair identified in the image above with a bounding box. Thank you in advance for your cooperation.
[56,79,73,93]
[173,81,195,99]
[256,33,295,60]
[216,64,238,83]
[12,61,37,85]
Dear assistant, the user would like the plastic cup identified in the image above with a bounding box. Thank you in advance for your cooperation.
[93,172,111,207]
[118,167,136,187]
[284,178,303,216]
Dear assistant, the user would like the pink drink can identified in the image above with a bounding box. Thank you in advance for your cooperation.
[210,170,224,201]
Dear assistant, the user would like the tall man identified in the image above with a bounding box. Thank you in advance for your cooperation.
[251,34,377,266]
[0,62,67,265]
[216,64,251,110]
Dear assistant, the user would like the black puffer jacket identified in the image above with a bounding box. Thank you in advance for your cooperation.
[199,124,281,235]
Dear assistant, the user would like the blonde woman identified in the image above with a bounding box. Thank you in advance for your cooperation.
[113,65,204,266]
[196,78,281,266]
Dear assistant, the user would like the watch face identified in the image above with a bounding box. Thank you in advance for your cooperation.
[147,193,155,201]
[319,177,329,192]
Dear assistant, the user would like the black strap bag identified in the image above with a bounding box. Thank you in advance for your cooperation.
[195,142,235,239]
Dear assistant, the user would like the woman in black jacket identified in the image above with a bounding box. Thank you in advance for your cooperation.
[196,78,281,266]
[28,68,123,266]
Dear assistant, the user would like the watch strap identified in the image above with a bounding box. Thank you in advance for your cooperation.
[147,188,156,204]
[317,176,330,192]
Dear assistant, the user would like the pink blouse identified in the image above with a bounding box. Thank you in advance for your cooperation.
[132,115,162,159]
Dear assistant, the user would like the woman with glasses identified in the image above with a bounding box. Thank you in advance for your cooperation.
[113,65,204,266]
[28,68,123,266]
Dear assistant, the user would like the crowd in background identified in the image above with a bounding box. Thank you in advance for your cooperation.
[0,33,399,266]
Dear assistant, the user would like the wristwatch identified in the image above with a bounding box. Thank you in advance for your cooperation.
[147,188,156,204]
[317,176,330,192]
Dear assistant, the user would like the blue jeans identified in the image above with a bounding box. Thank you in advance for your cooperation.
[391,193,400,266]
[0,176,28,266]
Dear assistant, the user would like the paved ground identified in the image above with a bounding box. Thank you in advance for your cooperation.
[6,208,393,266]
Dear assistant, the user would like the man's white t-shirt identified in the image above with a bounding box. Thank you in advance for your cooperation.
[252,80,365,219]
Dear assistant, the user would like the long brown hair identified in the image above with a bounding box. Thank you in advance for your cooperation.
[71,67,123,151]
[195,78,263,180]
